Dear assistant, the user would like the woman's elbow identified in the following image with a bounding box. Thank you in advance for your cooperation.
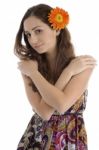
[34,107,53,121]
[39,112,52,121]
[56,96,68,115]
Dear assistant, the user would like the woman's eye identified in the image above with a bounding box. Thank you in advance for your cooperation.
[35,29,42,34]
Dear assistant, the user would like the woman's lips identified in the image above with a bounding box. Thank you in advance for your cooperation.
[34,44,43,48]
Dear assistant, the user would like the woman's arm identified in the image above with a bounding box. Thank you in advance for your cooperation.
[21,66,73,120]
[19,55,96,119]
[59,68,94,114]
[22,67,72,107]
[30,70,71,112]
[30,67,95,114]
[40,66,73,117]
[29,55,96,114]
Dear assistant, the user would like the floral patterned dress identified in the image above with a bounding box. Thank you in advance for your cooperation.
[16,90,88,150]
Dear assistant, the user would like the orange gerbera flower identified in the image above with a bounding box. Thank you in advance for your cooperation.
[48,7,69,30]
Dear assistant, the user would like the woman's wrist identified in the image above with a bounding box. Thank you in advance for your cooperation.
[30,70,39,78]
[64,66,74,77]
[30,70,40,81]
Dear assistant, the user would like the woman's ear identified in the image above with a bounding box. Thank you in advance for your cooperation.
[56,30,60,36]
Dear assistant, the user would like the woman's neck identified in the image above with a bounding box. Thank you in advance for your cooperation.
[46,49,57,64]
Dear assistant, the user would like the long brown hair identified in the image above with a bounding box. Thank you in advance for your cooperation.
[14,4,76,92]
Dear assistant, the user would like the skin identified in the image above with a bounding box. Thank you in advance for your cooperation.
[17,16,97,120]
[24,16,60,69]
[23,16,96,74]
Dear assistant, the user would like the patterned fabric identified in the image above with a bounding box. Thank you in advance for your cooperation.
[16,90,88,150]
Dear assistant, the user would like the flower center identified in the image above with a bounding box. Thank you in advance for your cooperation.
[55,14,63,23]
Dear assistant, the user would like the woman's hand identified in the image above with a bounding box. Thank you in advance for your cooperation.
[17,59,38,77]
[67,55,97,76]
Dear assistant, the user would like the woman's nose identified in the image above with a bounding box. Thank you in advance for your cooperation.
[30,34,38,44]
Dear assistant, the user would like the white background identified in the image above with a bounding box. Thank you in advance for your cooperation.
[0,0,99,149]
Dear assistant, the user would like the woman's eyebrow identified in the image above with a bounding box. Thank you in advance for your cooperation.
[24,26,41,34]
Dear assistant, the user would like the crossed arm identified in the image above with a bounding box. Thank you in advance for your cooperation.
[22,66,94,120]
[22,66,73,120]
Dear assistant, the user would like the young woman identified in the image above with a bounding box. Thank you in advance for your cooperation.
[14,3,96,150]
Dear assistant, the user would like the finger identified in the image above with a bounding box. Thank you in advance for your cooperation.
[82,56,97,62]
[86,61,97,65]
[85,63,97,68]
[79,55,96,60]
[77,55,90,58]
[84,58,97,64]
[85,59,97,63]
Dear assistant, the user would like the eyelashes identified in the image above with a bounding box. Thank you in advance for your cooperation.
[35,29,42,34]
[25,29,43,38]
[25,29,43,37]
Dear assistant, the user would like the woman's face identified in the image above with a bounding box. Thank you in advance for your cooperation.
[23,16,60,54]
